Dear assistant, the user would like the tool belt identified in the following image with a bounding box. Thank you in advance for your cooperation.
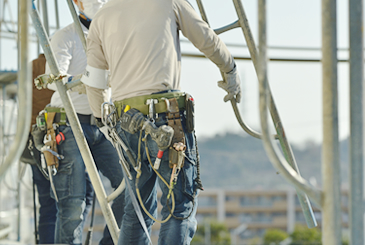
[114,91,186,117]
[115,91,193,170]
[45,107,97,125]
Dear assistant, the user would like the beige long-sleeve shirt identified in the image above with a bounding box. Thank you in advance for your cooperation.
[85,0,235,117]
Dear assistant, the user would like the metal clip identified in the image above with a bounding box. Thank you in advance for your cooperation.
[146,99,158,121]
[34,73,66,90]
[162,98,170,113]
[102,102,118,127]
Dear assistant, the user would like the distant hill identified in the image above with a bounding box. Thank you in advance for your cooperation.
[196,132,349,190]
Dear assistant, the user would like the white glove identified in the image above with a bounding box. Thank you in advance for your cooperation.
[217,65,242,103]
[70,83,87,94]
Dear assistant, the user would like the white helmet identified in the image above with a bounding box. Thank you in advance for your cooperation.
[77,0,107,20]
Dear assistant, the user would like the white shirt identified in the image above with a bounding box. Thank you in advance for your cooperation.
[46,21,93,115]
[85,0,234,117]
[87,0,234,99]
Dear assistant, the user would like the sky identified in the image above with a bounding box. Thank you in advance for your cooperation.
[0,0,358,147]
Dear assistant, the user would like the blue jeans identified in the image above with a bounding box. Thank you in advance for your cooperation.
[52,122,125,245]
[31,165,57,244]
[116,112,199,245]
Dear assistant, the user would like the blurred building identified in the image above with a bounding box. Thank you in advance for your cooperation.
[192,188,349,243]
[85,188,349,244]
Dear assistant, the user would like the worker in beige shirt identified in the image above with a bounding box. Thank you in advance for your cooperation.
[82,0,241,244]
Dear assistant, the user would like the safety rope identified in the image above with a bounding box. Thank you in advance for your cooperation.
[135,131,175,223]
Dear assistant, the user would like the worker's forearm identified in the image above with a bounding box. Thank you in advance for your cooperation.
[85,84,104,118]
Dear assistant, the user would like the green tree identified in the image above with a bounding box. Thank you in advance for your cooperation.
[191,219,231,245]
[290,224,322,245]
[263,229,289,245]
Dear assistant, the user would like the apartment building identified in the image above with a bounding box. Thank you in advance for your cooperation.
[86,188,349,244]
[192,188,349,242]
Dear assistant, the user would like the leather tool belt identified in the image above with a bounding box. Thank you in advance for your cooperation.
[43,111,59,170]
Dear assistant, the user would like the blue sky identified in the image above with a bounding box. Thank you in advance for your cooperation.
[0,0,357,146]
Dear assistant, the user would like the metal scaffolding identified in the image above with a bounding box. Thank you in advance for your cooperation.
[0,0,363,244]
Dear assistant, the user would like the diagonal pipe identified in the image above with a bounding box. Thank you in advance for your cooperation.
[195,0,319,227]
[29,1,119,243]
[255,0,322,210]
[233,0,319,227]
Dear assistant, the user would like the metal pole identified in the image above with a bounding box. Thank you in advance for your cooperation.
[66,0,87,52]
[232,0,318,227]
[321,0,341,244]
[1,85,5,163]
[349,0,364,244]
[54,0,59,30]
[41,0,49,36]
[29,2,119,243]
[0,0,32,182]
[0,0,2,69]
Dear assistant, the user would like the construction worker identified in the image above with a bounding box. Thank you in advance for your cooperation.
[43,0,125,244]
[83,0,241,244]
[22,54,56,244]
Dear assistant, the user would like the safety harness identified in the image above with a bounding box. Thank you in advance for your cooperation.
[31,107,98,201]
[109,91,203,223]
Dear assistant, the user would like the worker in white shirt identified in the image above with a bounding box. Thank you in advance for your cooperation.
[43,0,124,244]
[83,0,241,244]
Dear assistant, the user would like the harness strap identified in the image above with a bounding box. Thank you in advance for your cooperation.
[167,98,186,169]
[167,98,185,144]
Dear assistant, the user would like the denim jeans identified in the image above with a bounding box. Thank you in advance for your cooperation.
[31,165,57,244]
[116,111,199,245]
[52,122,125,245]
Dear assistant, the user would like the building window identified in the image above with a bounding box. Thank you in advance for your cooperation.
[198,196,216,207]
[239,213,252,223]
[226,195,237,202]
[240,196,256,206]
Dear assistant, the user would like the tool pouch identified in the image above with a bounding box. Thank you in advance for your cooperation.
[169,147,185,169]
[185,93,195,133]
[167,98,186,168]
[120,108,145,134]
[43,112,59,170]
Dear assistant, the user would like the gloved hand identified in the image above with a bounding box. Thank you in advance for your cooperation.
[217,65,241,103]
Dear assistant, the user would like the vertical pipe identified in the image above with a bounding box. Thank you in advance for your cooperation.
[321,0,341,244]
[232,0,318,228]
[66,0,87,52]
[349,0,364,244]
[0,0,32,182]
[0,0,2,69]
[41,0,49,36]
[54,0,60,30]
[29,3,119,243]
[17,163,21,241]
[16,2,21,240]
[37,0,40,55]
